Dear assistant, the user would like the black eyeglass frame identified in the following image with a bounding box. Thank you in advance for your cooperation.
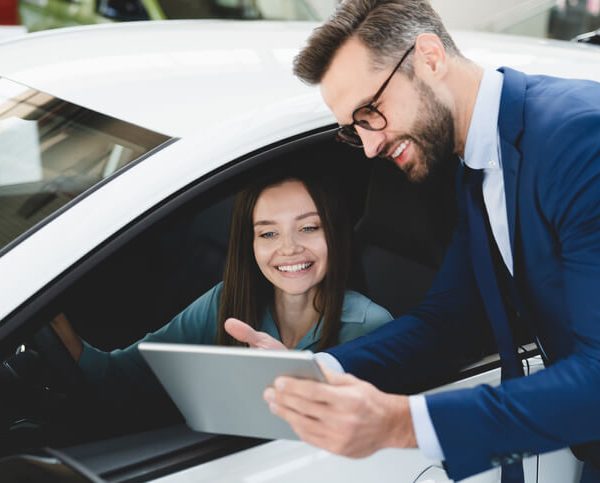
[337,43,415,147]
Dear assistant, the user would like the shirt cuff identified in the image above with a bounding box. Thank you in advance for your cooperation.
[314,352,345,373]
[409,395,445,461]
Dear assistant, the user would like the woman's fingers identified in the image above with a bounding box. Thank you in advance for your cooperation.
[224,318,287,349]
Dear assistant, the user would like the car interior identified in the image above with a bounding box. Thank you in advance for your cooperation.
[0,128,529,481]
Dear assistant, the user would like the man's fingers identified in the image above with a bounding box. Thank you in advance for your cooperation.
[265,386,332,421]
[320,366,358,385]
[269,401,327,441]
[267,395,361,456]
[271,378,331,404]
[273,372,358,402]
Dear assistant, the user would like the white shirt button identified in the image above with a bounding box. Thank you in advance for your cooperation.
[489,159,497,168]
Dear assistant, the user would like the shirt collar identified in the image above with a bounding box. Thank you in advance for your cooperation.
[463,69,504,171]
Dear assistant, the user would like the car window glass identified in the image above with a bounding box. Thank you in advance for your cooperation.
[158,0,319,20]
[97,0,149,21]
[0,77,171,253]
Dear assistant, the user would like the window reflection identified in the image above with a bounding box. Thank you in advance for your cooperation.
[0,77,171,252]
[158,0,319,21]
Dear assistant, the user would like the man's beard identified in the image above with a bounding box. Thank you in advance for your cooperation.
[385,79,455,183]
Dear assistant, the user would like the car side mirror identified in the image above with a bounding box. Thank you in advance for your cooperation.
[572,28,600,46]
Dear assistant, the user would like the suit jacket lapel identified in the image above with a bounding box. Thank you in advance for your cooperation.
[497,67,527,258]
[501,139,520,253]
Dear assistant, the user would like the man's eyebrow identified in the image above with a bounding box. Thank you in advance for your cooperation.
[354,96,373,109]
[340,96,372,125]
[254,211,320,227]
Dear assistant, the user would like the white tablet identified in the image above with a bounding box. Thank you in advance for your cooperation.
[138,342,326,440]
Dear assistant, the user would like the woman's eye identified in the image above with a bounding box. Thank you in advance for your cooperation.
[259,231,276,239]
[301,225,319,233]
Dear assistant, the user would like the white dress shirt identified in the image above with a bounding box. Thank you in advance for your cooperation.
[410,68,512,460]
[318,68,513,462]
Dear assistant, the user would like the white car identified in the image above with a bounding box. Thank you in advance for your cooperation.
[0,20,599,483]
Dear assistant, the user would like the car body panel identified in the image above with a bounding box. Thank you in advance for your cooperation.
[0,21,597,482]
[0,21,333,322]
[150,356,578,483]
[2,21,599,324]
[148,364,525,483]
[0,21,328,138]
[2,23,600,138]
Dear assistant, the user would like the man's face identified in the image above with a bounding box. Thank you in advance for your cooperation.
[321,38,455,182]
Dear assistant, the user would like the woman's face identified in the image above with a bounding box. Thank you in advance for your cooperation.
[252,180,328,298]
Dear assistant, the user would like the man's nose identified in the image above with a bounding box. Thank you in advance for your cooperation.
[356,127,386,158]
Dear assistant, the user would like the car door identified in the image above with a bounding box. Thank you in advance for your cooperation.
[0,119,580,483]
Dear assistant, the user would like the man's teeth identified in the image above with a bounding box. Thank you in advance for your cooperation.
[392,141,409,159]
[277,262,313,272]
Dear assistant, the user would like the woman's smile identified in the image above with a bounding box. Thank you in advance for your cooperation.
[276,261,315,273]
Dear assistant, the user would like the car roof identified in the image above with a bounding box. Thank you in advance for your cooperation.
[0,20,328,138]
[0,21,599,139]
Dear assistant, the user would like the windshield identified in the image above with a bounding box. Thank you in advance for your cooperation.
[0,78,171,253]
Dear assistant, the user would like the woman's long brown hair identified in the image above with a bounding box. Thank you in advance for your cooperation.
[217,169,351,351]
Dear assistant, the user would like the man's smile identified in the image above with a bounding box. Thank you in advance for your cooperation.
[389,139,411,168]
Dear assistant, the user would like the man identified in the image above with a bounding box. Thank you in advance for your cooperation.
[225,0,600,481]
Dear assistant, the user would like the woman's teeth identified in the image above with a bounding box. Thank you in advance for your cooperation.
[392,140,409,159]
[277,262,313,272]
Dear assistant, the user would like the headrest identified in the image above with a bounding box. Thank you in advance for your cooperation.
[354,157,459,269]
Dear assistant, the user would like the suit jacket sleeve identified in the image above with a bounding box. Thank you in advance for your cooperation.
[427,108,600,480]
[327,170,489,394]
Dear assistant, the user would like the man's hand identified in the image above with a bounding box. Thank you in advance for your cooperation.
[264,368,417,457]
[224,318,287,350]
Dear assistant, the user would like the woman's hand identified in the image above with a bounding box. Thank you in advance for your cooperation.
[50,313,83,362]
[224,318,287,350]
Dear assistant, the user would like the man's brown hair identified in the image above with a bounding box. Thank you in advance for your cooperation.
[293,0,461,84]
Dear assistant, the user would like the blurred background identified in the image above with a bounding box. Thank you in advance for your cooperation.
[0,0,598,42]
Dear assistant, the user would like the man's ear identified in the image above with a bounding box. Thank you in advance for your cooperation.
[413,33,448,80]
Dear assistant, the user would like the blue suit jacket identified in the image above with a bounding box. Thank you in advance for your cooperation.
[327,67,600,480]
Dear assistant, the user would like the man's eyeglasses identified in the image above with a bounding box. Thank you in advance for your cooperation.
[336,44,415,148]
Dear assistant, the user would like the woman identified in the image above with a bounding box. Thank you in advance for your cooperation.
[52,170,392,405]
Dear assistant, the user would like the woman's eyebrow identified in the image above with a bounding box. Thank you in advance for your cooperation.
[254,211,319,227]
[296,211,319,221]
[254,220,275,227]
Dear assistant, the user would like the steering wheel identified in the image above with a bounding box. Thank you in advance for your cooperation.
[31,324,86,396]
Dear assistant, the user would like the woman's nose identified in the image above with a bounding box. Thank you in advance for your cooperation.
[278,233,303,255]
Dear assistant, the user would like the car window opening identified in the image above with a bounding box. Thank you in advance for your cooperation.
[0,134,531,478]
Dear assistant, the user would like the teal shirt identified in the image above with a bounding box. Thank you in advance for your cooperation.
[79,282,392,403]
